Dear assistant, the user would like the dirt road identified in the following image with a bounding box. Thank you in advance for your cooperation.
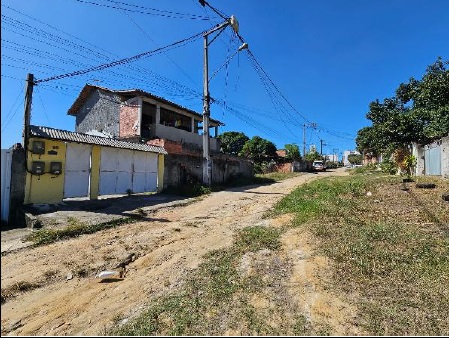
[1,169,355,336]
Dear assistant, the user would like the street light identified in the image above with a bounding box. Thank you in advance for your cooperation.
[202,16,246,186]
[209,42,248,81]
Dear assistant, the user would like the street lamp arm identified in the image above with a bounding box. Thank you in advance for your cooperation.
[204,19,231,38]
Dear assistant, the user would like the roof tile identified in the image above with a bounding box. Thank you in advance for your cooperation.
[29,125,167,154]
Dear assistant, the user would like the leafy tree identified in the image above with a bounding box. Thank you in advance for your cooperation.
[240,136,277,164]
[304,150,322,162]
[284,143,301,161]
[356,57,449,156]
[347,154,363,165]
[218,131,249,156]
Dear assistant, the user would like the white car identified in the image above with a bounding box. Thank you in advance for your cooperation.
[312,160,326,172]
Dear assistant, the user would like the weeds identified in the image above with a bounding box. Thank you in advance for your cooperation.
[1,281,41,304]
[25,217,136,246]
[107,225,304,336]
[273,173,449,335]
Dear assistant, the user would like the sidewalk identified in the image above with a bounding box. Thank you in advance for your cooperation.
[1,192,194,254]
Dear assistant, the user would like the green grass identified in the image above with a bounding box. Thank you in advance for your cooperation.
[25,217,137,246]
[272,173,449,335]
[107,226,302,336]
[162,172,302,198]
[107,172,449,335]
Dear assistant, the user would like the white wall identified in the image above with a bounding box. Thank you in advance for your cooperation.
[442,135,449,179]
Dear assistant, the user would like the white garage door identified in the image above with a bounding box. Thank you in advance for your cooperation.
[99,148,158,195]
[64,143,92,198]
[132,152,158,193]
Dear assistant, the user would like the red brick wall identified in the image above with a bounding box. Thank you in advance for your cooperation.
[147,139,183,154]
[274,162,292,173]
[120,100,139,138]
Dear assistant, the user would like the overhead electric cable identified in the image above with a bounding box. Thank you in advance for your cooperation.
[72,0,212,20]
[35,30,204,83]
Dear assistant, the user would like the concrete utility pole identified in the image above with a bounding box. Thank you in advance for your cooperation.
[320,139,326,155]
[201,14,244,186]
[302,122,316,157]
[23,73,35,149]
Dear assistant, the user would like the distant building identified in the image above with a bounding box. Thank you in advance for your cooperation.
[276,149,287,158]
[324,154,338,163]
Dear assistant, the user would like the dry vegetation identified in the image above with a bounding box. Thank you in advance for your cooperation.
[1,170,448,336]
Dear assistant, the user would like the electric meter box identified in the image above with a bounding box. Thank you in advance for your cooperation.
[50,162,62,175]
[31,161,45,175]
[32,141,45,154]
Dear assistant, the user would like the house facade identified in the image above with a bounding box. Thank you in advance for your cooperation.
[24,125,167,204]
[68,85,223,152]
[67,84,253,188]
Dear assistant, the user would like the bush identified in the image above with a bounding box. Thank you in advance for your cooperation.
[380,159,397,175]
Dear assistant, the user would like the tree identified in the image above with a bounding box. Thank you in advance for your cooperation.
[218,131,249,156]
[304,150,322,162]
[240,136,277,164]
[356,57,449,157]
[284,143,301,161]
[347,154,363,165]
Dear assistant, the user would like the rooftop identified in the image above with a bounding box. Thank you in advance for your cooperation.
[29,125,168,154]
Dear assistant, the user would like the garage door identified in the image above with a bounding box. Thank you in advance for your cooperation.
[132,151,158,193]
[99,148,158,195]
[64,143,92,198]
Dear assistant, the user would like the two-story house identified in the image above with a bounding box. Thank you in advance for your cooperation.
[68,84,223,152]
[68,84,253,187]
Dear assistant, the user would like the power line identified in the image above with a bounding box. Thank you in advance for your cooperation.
[71,0,213,20]
[35,30,204,83]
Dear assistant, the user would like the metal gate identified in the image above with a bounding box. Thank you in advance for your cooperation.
[64,143,92,198]
[99,147,158,195]
[424,142,441,176]
[132,151,158,193]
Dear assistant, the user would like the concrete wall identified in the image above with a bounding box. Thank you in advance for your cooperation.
[75,89,121,136]
[412,142,425,176]
[8,145,27,228]
[442,135,449,179]
[1,149,12,223]
[163,152,253,189]
[212,154,254,184]
[153,124,220,151]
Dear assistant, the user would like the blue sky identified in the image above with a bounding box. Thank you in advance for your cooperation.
[2,0,448,159]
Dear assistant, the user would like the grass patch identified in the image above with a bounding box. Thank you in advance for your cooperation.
[106,225,315,336]
[1,281,42,304]
[162,173,301,198]
[25,217,136,246]
[273,173,449,335]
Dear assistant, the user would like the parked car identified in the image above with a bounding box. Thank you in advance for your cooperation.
[312,160,326,172]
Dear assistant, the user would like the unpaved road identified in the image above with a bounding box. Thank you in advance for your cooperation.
[1,169,357,336]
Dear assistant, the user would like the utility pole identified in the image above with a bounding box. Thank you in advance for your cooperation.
[203,32,211,187]
[302,123,306,158]
[200,9,243,186]
[302,122,316,157]
[320,139,326,156]
[23,73,35,149]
